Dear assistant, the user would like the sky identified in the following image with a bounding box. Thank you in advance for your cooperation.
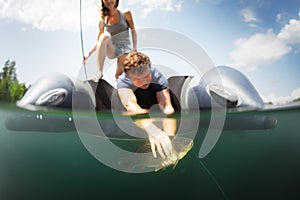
[0,0,300,104]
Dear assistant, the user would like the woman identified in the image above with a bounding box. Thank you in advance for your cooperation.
[83,0,137,81]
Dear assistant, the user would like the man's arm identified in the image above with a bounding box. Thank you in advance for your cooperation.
[117,88,149,115]
[118,88,174,159]
[134,118,173,159]
[156,88,175,115]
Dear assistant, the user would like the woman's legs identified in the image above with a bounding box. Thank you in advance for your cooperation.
[115,54,127,79]
[96,33,115,78]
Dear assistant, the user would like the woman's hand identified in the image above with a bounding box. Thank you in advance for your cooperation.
[83,52,91,64]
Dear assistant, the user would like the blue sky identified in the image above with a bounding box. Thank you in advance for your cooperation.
[0,0,299,104]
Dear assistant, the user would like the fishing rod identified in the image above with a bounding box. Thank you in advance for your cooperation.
[79,0,88,80]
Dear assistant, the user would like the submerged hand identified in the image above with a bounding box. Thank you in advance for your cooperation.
[148,130,173,159]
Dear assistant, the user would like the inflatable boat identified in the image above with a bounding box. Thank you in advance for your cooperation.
[5,66,277,135]
[16,65,266,110]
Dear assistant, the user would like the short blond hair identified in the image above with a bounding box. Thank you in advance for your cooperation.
[123,51,151,73]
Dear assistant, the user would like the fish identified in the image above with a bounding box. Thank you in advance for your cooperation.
[118,136,194,173]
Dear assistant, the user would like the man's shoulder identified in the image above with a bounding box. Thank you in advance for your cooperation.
[151,67,163,77]
[150,67,169,89]
[117,73,132,88]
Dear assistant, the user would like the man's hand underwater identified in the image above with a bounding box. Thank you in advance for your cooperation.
[148,130,173,159]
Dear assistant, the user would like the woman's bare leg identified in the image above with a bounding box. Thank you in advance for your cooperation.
[96,34,115,78]
[115,54,127,79]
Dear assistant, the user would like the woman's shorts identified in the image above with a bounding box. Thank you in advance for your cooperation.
[113,43,131,58]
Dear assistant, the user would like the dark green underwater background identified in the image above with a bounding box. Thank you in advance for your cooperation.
[0,103,300,200]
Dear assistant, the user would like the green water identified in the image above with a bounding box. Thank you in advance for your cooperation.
[1,103,300,200]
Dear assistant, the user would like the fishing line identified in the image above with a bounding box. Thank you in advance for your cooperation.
[191,151,229,200]
[79,0,88,80]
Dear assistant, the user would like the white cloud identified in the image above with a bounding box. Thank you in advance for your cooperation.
[291,88,300,100]
[195,0,222,3]
[263,93,291,105]
[263,87,300,105]
[230,29,291,70]
[278,19,300,44]
[276,13,282,22]
[230,12,300,71]
[0,0,184,31]
[126,0,183,17]
[248,23,258,28]
[209,0,223,4]
[0,0,100,32]
[241,8,259,23]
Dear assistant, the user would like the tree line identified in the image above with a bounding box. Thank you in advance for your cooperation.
[0,60,28,103]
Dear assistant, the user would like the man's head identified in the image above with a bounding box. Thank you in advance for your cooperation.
[123,51,152,89]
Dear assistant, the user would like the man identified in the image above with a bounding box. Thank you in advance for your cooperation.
[117,51,176,159]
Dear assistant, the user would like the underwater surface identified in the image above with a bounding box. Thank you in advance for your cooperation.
[1,102,300,200]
